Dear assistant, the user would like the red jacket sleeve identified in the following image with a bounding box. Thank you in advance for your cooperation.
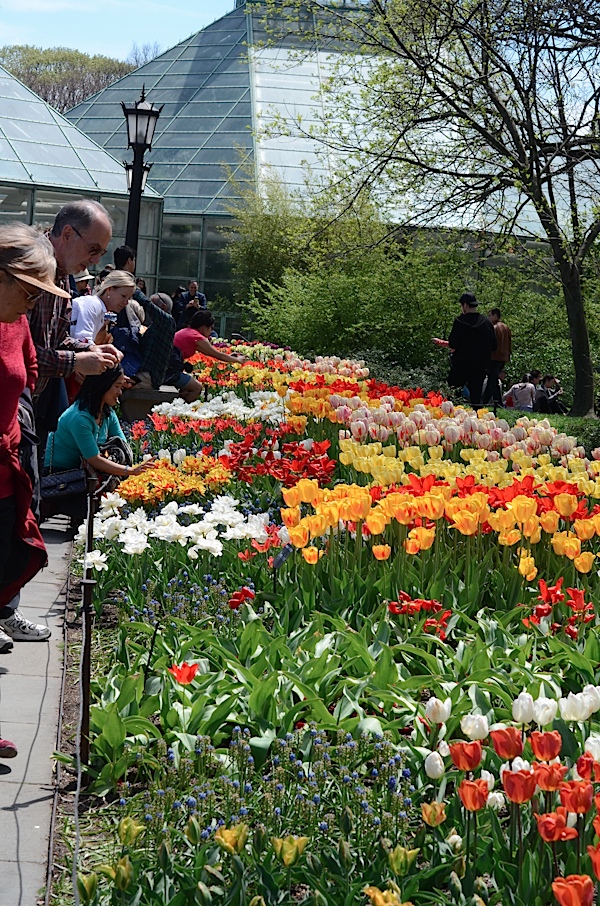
[22,317,38,393]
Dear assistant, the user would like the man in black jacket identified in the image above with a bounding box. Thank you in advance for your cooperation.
[447,293,496,407]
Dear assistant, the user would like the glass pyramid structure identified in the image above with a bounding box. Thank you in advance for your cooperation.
[0,65,139,195]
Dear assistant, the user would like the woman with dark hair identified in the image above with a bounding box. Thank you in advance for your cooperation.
[174,310,248,365]
[45,366,154,480]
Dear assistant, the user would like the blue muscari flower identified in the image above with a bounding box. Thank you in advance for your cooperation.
[399,811,407,819]
[232,780,240,789]
[239,807,248,816]
[404,797,412,806]
[388,777,397,792]
[275,783,284,792]
[274,807,281,816]
[157,789,165,796]
[318,821,328,832]
[409,785,415,792]
[361,800,370,812]
[402,767,411,778]
[172,801,182,810]
[233,726,241,734]
[118,798,126,807]
[289,752,296,761]
[247,756,254,764]
[312,794,320,804]
[343,775,351,784]
[372,817,381,826]
[144,814,153,822]
[167,748,175,762]
[244,783,252,793]
[201,830,210,840]
[187,797,197,808]
[371,768,379,777]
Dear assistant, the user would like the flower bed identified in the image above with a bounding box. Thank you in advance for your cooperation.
[64,346,600,906]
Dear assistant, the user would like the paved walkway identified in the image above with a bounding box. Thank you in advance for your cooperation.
[0,517,71,906]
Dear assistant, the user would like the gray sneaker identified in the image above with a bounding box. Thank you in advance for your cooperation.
[0,609,51,641]
[0,627,13,653]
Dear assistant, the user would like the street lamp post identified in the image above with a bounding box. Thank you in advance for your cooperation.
[121,87,162,252]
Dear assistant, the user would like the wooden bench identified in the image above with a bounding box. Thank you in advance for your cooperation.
[119,386,180,423]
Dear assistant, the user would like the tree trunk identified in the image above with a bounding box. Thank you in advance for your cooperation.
[558,261,595,417]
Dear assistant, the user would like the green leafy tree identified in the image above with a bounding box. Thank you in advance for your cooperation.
[255,0,600,415]
[0,45,134,113]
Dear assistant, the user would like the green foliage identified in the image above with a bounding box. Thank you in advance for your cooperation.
[0,45,134,112]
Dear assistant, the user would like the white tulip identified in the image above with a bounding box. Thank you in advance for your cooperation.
[559,692,593,722]
[583,685,600,713]
[512,692,535,724]
[447,833,463,852]
[511,757,531,773]
[585,735,600,761]
[460,714,489,740]
[533,697,558,726]
[173,448,186,465]
[425,697,452,724]
[424,751,445,779]
[487,792,505,810]
[481,770,495,791]
[437,740,450,757]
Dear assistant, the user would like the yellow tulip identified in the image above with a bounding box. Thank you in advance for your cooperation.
[364,886,413,906]
[393,501,415,525]
[518,555,537,581]
[574,551,596,573]
[271,835,309,867]
[509,495,537,523]
[540,510,560,533]
[554,493,579,519]
[366,510,388,535]
[417,494,445,520]
[307,514,327,539]
[574,518,596,541]
[409,527,436,550]
[388,844,420,877]
[421,801,447,827]
[498,529,521,546]
[452,511,479,536]
[215,824,249,855]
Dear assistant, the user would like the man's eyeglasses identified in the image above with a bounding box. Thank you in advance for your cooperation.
[71,225,108,258]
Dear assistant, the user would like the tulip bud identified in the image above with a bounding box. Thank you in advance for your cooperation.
[185,816,202,845]
[448,871,463,898]
[272,835,309,867]
[253,823,267,854]
[447,833,463,853]
[512,691,534,724]
[77,873,98,906]
[306,853,322,875]
[338,839,353,868]
[118,816,145,847]
[388,844,419,876]
[424,751,445,779]
[341,805,355,836]
[473,878,489,902]
[425,697,452,724]
[114,856,134,891]
[248,898,266,906]
[460,714,489,740]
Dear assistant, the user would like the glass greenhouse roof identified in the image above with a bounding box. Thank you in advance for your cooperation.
[67,3,345,216]
[0,66,155,196]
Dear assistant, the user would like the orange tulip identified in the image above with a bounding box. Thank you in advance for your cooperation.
[587,843,600,881]
[554,494,579,519]
[393,501,415,525]
[560,780,594,814]
[296,478,320,504]
[449,740,482,771]
[307,515,327,539]
[404,538,421,555]
[282,486,301,508]
[280,506,301,528]
[288,523,310,548]
[490,727,523,760]
[510,495,537,523]
[534,761,569,792]
[458,778,488,812]
[421,801,447,827]
[502,769,536,803]
[346,495,372,522]
[372,544,392,560]
[365,510,387,535]
[551,875,594,906]
[418,494,445,520]
[530,730,562,761]
[167,662,199,685]
[409,527,435,550]
[301,546,321,565]
[535,806,578,843]
[540,510,560,533]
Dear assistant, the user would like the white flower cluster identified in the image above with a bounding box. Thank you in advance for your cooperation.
[79,493,285,560]
[152,390,288,424]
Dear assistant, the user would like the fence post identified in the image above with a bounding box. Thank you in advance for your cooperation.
[80,477,97,767]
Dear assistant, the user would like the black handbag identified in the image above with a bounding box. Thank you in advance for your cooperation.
[40,434,87,500]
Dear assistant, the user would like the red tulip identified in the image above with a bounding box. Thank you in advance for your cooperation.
[551,875,594,906]
[502,769,537,803]
[534,761,569,792]
[449,740,482,771]
[576,753,600,782]
[560,781,594,814]
[458,778,489,812]
[535,807,578,843]
[587,842,600,881]
[167,662,199,685]
[530,729,562,761]
[490,727,523,760]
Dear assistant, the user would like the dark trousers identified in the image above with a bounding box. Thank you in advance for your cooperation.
[482,360,504,405]
[465,372,487,408]
[0,497,20,617]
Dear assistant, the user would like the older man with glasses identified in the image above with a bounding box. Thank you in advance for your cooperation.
[28,200,122,472]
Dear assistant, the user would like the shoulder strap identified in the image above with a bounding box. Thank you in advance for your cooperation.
[48,432,55,474]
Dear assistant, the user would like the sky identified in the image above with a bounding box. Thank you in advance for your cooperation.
[0,0,234,60]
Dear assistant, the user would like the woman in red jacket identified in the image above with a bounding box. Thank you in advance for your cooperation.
[0,223,70,759]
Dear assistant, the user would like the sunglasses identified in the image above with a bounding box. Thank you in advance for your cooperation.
[71,225,108,258]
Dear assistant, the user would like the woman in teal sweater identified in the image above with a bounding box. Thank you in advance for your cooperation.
[45,366,153,480]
